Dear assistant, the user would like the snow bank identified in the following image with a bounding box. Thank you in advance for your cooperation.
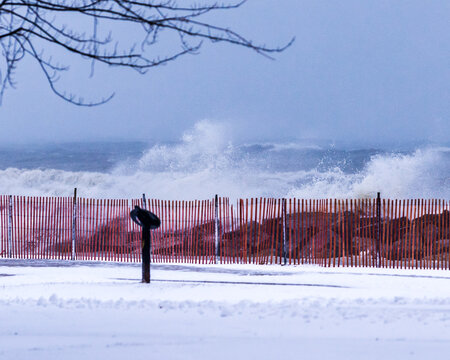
[1,260,450,359]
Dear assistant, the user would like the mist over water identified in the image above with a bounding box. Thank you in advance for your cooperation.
[0,121,448,200]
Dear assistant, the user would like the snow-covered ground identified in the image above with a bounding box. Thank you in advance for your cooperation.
[1,259,450,359]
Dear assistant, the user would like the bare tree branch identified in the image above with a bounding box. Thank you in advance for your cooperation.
[0,0,294,106]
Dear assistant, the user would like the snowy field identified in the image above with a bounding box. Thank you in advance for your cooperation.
[1,259,450,359]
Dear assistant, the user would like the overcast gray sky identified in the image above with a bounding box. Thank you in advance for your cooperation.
[0,0,448,145]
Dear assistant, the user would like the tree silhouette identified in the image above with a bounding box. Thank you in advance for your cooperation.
[0,0,293,106]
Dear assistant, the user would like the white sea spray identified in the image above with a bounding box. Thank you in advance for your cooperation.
[0,121,448,200]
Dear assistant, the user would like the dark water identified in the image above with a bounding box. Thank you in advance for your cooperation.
[0,142,148,172]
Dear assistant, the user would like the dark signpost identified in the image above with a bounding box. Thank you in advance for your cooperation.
[130,204,160,283]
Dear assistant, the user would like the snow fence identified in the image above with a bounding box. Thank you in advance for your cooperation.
[0,195,449,269]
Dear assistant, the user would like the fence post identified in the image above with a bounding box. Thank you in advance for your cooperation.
[282,198,287,265]
[214,194,219,262]
[7,195,12,258]
[71,188,77,260]
[142,193,147,210]
[376,192,381,268]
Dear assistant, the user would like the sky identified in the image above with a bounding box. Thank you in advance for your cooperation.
[0,0,449,146]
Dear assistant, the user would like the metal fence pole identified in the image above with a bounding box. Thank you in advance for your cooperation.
[71,188,77,260]
[376,192,381,268]
[282,198,287,265]
[8,195,12,258]
[214,194,219,262]
[142,193,147,210]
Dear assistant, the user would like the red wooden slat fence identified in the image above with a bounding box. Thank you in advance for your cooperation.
[0,195,449,269]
